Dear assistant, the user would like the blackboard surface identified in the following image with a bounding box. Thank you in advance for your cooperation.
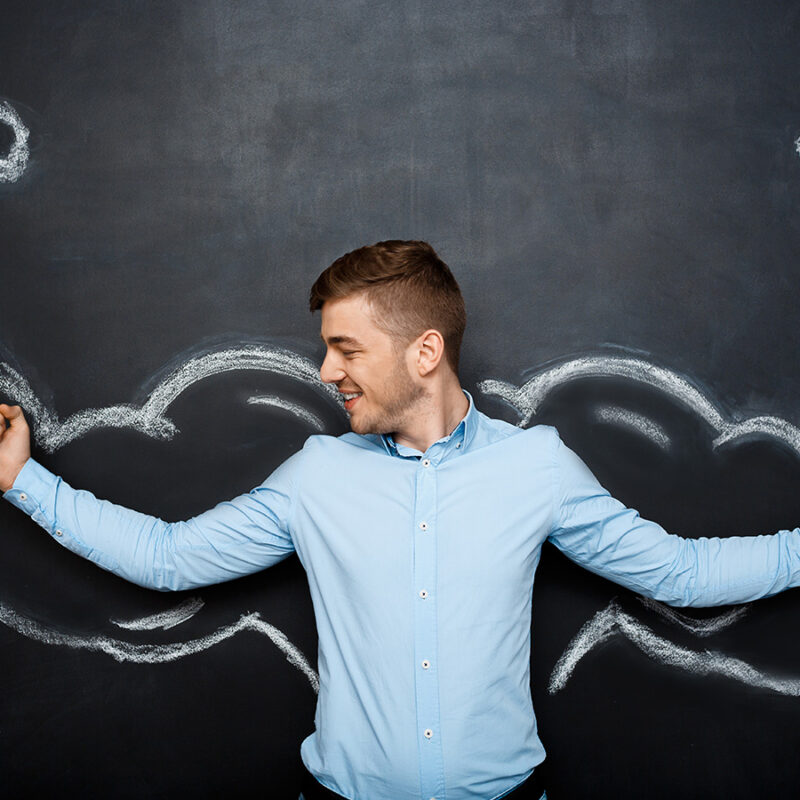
[2,2,800,798]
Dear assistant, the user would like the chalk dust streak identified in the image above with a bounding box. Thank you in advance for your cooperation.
[548,600,800,696]
[0,602,319,693]
[0,345,344,453]
[0,101,29,183]
[111,597,205,630]
[480,355,800,456]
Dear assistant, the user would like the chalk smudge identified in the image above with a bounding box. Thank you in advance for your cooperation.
[247,394,325,431]
[594,405,671,451]
[637,596,748,637]
[0,602,319,692]
[0,345,345,453]
[479,355,800,457]
[795,135,800,157]
[111,597,205,630]
[0,101,29,183]
[548,600,800,696]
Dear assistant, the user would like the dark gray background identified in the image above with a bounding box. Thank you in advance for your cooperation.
[1,2,800,798]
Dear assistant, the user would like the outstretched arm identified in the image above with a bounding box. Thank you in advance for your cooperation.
[547,432,800,607]
[1,405,297,591]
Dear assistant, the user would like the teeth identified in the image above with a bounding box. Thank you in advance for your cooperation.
[342,392,362,401]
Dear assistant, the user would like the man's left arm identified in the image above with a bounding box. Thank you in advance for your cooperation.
[546,431,800,607]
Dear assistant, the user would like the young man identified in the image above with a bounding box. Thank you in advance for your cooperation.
[2,240,800,800]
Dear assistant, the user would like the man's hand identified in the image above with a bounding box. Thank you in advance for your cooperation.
[0,404,31,493]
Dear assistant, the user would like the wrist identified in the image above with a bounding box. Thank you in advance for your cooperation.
[1,457,29,493]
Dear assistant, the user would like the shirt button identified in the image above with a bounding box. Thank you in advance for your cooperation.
[19,493,27,501]
[421,458,431,467]
[55,529,63,537]
[418,521,428,531]
[424,728,434,739]
[421,659,431,669]
[456,443,462,449]
[418,589,429,599]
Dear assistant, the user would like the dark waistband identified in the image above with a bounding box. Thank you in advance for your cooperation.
[299,763,547,800]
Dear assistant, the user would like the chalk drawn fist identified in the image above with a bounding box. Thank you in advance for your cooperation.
[0,404,30,492]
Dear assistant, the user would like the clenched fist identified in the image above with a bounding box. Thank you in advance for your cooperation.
[0,404,31,493]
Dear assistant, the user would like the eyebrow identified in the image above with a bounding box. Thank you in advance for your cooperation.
[322,335,363,347]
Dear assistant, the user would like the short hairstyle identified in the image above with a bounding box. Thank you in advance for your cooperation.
[309,240,466,373]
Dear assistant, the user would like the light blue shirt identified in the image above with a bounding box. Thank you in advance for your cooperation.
[5,394,800,800]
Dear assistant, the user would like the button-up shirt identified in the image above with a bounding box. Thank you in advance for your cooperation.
[5,394,800,800]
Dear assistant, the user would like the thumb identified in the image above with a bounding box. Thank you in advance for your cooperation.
[0,404,27,429]
[1,403,24,419]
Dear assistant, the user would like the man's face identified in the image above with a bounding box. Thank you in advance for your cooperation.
[320,293,425,436]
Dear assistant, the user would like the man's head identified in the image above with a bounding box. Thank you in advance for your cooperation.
[309,240,466,374]
[310,241,467,440]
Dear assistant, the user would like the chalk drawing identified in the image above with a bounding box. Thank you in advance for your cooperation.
[548,599,800,696]
[595,405,671,451]
[637,596,748,637]
[795,135,800,158]
[0,602,319,692]
[0,101,29,183]
[247,395,325,431]
[0,344,345,453]
[479,355,800,457]
[111,596,205,630]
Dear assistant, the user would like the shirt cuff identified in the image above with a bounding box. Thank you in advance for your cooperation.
[2,458,63,537]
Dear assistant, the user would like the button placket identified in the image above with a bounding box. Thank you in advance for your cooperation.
[412,436,443,799]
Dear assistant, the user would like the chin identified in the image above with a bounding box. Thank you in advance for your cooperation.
[348,414,390,437]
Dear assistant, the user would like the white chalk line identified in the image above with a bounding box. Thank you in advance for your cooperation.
[0,602,319,693]
[479,355,800,457]
[0,101,29,183]
[0,345,346,453]
[795,135,800,157]
[548,600,800,696]
[247,395,325,431]
[637,596,749,637]
[594,405,671,451]
[111,596,205,630]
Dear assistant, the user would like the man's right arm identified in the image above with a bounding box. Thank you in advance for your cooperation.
[0,404,297,591]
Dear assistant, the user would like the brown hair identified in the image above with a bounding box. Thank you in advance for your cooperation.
[309,240,466,373]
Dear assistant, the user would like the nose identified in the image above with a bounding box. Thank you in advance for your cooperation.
[320,349,345,384]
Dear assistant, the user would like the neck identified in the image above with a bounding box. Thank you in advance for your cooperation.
[392,378,469,453]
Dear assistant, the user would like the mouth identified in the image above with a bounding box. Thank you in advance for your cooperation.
[340,391,363,412]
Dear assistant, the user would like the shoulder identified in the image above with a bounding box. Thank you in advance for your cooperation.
[471,408,561,452]
[299,431,385,460]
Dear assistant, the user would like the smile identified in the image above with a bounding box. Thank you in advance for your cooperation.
[341,392,362,411]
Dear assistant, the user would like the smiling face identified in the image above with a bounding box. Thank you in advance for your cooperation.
[320,293,426,436]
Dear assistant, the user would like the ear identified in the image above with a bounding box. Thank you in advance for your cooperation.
[414,329,446,377]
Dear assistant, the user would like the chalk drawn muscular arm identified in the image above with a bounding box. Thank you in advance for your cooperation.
[0,404,31,493]
[547,431,800,607]
[1,409,299,591]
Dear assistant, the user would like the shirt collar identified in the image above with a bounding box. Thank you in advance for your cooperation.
[378,390,477,460]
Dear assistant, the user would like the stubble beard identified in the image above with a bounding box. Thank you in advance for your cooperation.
[348,358,426,436]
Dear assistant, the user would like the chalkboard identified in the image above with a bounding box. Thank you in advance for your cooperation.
[2,2,800,798]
